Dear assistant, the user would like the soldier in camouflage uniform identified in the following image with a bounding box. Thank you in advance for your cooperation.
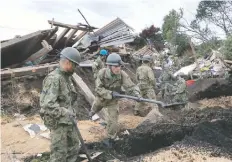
[89,53,141,144]
[171,75,188,108]
[92,49,108,79]
[40,47,81,162]
[134,55,159,116]
[158,66,176,103]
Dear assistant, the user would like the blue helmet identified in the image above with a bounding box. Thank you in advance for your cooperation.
[100,49,108,56]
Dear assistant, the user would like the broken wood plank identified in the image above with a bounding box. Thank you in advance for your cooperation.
[73,31,88,42]
[65,29,78,45]
[1,63,58,80]
[72,73,95,105]
[72,73,106,120]
[25,40,53,64]
[48,20,97,31]
[224,60,232,64]
[1,29,56,68]
[53,28,71,46]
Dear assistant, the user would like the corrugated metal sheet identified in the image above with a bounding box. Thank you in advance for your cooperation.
[73,17,135,49]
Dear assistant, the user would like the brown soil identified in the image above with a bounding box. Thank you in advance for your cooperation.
[1,112,143,161]
[1,75,90,120]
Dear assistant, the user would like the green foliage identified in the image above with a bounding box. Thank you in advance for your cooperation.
[175,34,190,56]
[162,9,182,43]
[162,9,190,56]
[222,36,232,60]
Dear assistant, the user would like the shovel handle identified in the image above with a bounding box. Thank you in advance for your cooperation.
[113,93,165,107]
[71,118,92,162]
[113,93,186,108]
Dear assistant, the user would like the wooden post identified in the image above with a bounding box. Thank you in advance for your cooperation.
[72,73,106,120]
[1,63,58,79]
[72,73,95,105]
[48,20,97,31]
[73,31,88,42]
[53,28,70,46]
[65,29,78,45]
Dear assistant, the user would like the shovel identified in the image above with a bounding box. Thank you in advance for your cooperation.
[113,93,186,108]
[70,118,92,162]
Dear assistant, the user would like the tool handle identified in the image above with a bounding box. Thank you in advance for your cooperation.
[113,93,186,108]
[71,118,92,162]
[113,93,165,107]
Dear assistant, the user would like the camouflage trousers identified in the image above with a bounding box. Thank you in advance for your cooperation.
[91,97,119,139]
[134,89,159,111]
[50,124,81,162]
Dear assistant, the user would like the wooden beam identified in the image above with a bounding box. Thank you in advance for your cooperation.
[65,29,78,45]
[53,28,70,46]
[73,31,88,42]
[72,73,95,105]
[224,60,232,64]
[48,20,97,31]
[1,63,58,80]
[1,30,48,49]
[72,73,106,120]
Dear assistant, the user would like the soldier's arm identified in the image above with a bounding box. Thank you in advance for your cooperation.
[95,70,113,99]
[121,71,140,97]
[40,76,68,118]
[148,68,156,87]
[92,61,98,74]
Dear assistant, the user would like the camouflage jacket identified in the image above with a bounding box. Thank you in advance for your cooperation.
[136,63,156,90]
[159,69,175,84]
[92,56,104,78]
[40,67,78,126]
[95,68,140,100]
[172,77,188,102]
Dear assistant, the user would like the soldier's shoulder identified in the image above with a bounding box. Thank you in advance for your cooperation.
[121,70,129,77]
[97,68,107,77]
[44,69,62,84]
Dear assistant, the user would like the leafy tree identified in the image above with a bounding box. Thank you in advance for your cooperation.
[162,9,182,43]
[139,25,164,51]
[162,9,191,55]
[222,36,232,60]
[196,1,232,36]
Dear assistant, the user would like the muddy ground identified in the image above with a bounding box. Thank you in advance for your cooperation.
[1,67,232,162]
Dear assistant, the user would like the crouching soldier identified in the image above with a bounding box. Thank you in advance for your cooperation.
[89,53,141,146]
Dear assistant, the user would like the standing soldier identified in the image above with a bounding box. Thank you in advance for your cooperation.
[40,47,81,162]
[89,53,141,146]
[92,49,109,79]
[134,55,159,116]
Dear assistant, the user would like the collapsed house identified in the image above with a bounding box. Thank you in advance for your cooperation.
[1,17,135,70]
